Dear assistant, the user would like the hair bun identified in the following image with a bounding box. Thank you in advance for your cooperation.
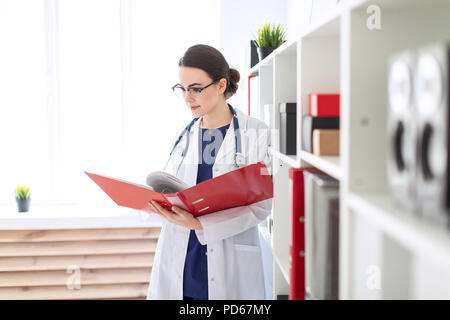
[225,68,240,99]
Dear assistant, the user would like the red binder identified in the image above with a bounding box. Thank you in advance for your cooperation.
[309,94,340,117]
[289,167,317,300]
[85,161,273,217]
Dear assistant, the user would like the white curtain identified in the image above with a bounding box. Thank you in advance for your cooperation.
[0,0,220,206]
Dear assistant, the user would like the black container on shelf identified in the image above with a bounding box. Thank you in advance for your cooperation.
[250,40,259,68]
[257,46,276,62]
[280,102,297,155]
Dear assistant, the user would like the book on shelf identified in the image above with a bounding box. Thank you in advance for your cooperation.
[84,161,273,217]
[301,116,339,153]
[303,171,339,300]
[312,129,340,156]
[280,102,297,155]
[309,93,340,117]
[288,167,320,300]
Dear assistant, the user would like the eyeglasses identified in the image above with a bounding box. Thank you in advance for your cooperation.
[171,80,218,100]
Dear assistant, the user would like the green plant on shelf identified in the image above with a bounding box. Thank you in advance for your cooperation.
[15,185,31,200]
[253,22,286,48]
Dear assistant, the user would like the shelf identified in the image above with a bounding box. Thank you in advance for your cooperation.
[269,148,299,168]
[0,204,163,230]
[275,39,297,57]
[273,250,290,286]
[247,68,258,77]
[246,0,450,299]
[301,10,340,39]
[247,0,442,76]
[347,192,450,268]
[247,51,274,77]
[299,151,342,180]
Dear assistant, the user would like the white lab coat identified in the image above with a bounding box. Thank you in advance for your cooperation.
[146,107,272,300]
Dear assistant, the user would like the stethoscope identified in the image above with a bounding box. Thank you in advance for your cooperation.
[163,103,246,174]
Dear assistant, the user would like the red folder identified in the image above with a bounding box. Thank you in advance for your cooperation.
[84,161,273,217]
[309,94,340,117]
[289,167,318,300]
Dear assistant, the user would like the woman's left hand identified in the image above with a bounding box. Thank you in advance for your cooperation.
[148,200,203,230]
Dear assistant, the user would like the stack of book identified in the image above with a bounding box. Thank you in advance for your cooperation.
[303,170,339,300]
[301,94,340,156]
[288,167,340,300]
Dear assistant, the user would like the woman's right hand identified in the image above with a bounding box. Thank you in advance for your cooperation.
[148,200,203,230]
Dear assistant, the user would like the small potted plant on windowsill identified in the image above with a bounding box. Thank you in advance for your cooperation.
[252,22,287,62]
[15,185,31,213]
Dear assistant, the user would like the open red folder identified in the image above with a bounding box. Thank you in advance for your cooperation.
[84,161,273,217]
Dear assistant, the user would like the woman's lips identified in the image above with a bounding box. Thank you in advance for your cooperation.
[190,105,200,110]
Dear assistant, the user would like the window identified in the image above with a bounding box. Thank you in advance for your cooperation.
[0,0,219,206]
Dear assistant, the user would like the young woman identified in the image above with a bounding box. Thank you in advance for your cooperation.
[146,44,272,300]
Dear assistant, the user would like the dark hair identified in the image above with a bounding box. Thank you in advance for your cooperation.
[178,44,240,99]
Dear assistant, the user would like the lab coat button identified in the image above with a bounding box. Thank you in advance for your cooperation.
[211,277,214,282]
[210,248,214,252]
[214,167,219,172]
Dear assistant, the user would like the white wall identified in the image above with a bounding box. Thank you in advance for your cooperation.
[286,0,312,39]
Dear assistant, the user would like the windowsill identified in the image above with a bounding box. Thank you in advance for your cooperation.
[0,204,163,230]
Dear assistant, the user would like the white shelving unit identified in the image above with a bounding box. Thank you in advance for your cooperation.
[248,0,450,299]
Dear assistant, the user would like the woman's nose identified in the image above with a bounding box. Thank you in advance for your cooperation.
[184,93,195,103]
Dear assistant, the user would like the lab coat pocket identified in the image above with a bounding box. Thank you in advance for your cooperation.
[234,244,265,299]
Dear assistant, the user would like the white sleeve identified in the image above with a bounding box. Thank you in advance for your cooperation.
[195,198,272,245]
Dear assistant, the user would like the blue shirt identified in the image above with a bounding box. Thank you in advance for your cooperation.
[183,122,230,300]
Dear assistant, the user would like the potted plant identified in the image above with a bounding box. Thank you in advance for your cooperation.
[15,185,31,213]
[252,23,287,62]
